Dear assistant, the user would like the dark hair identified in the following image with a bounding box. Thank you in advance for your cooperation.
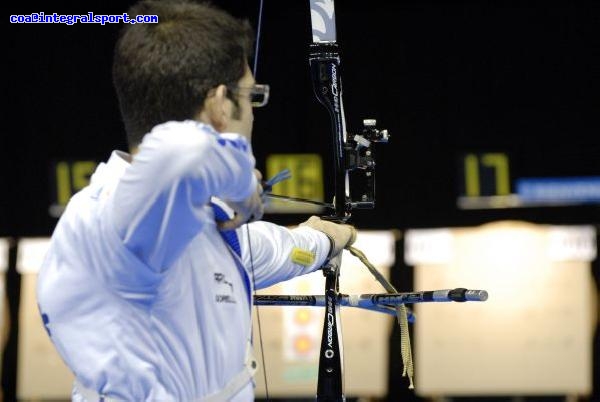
[112,0,254,147]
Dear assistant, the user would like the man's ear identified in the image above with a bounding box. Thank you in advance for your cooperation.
[197,84,232,132]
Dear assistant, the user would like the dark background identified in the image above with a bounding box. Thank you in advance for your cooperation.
[4,1,600,401]
[5,0,599,236]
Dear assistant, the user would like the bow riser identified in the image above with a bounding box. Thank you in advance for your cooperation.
[309,43,349,221]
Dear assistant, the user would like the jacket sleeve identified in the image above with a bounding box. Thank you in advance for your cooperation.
[239,221,332,289]
[110,120,257,271]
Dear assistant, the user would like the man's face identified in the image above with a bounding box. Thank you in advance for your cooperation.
[224,65,255,141]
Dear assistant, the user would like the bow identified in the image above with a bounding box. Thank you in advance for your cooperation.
[250,1,488,400]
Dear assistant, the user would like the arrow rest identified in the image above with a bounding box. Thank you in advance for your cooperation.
[309,42,349,221]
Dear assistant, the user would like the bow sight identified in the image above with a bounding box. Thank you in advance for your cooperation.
[346,119,389,210]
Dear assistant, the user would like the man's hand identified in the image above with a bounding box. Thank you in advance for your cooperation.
[219,169,264,231]
[300,216,357,259]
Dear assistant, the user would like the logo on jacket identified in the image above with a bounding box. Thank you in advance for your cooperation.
[214,272,236,304]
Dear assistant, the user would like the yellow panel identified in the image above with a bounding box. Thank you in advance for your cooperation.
[265,154,324,213]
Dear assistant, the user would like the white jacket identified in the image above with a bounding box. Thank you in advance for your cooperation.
[37,120,330,401]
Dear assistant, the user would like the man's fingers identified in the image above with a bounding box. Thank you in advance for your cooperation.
[218,213,247,231]
[219,179,264,231]
[218,205,263,231]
